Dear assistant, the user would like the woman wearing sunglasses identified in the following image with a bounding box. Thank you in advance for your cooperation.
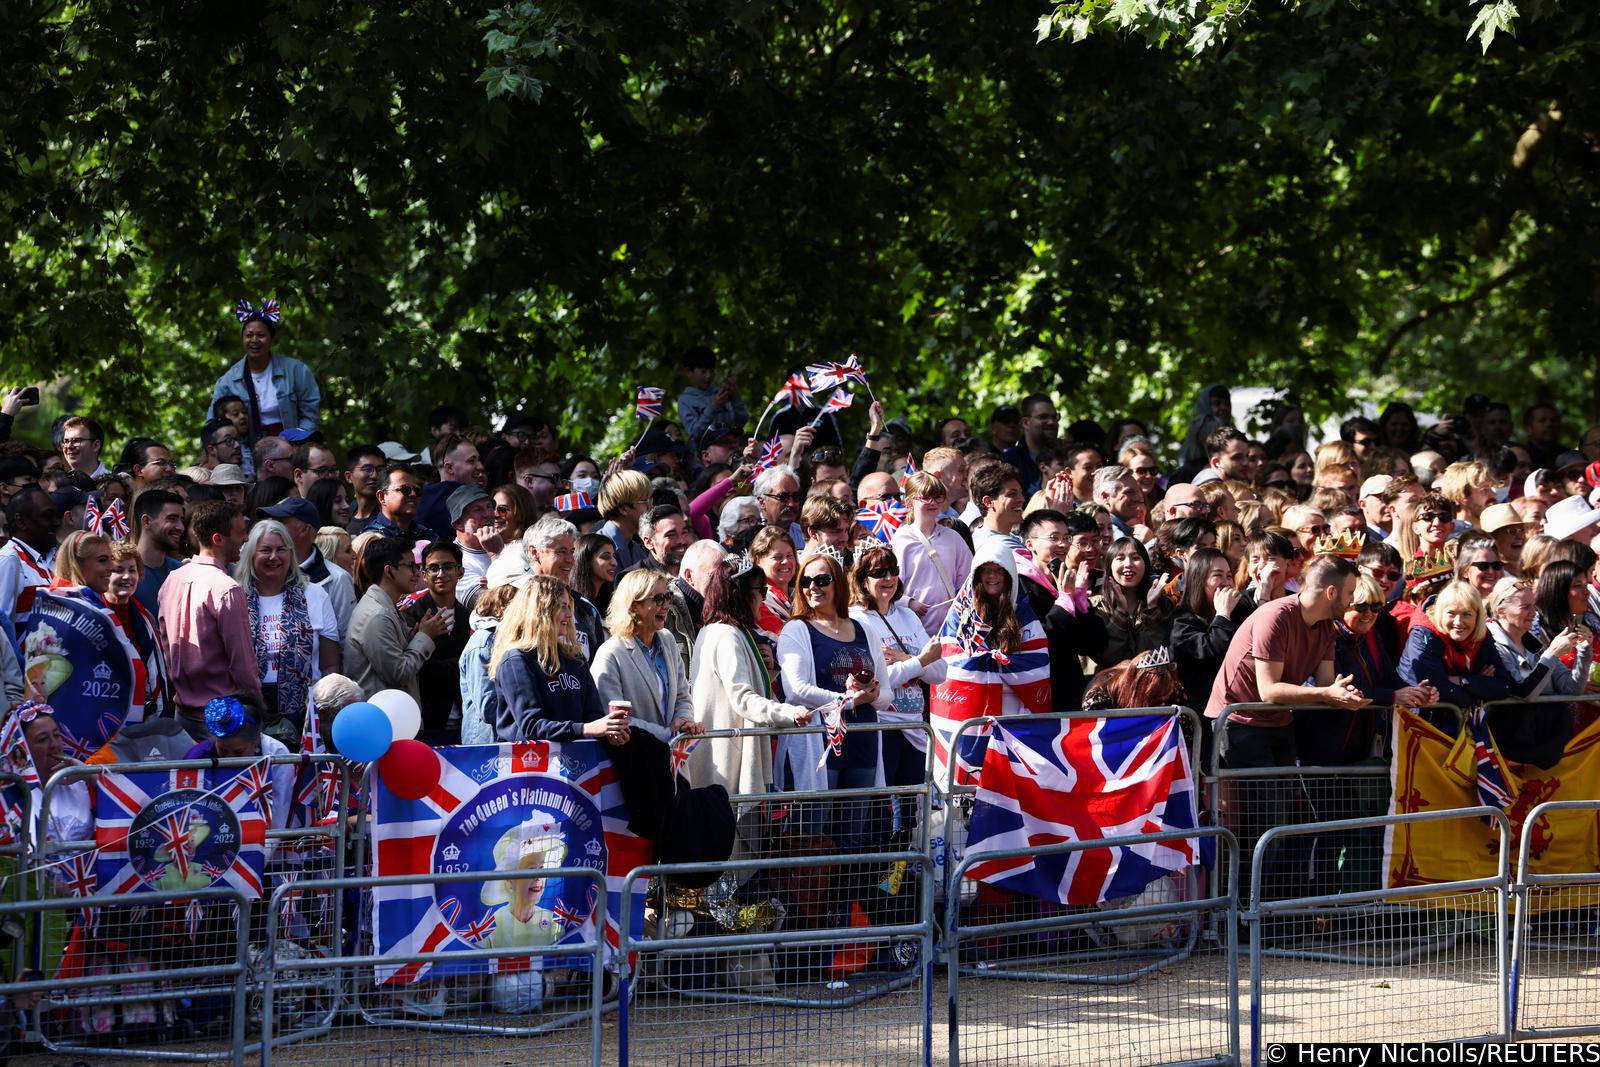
[1453,535,1505,598]
[848,545,945,790]
[1486,575,1590,766]
[1404,492,1456,560]
[592,569,703,744]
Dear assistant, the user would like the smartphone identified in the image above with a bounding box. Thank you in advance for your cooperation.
[16,387,38,407]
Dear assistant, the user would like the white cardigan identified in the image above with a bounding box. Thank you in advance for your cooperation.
[687,623,810,797]
[776,615,893,792]
[591,630,693,743]
[849,602,947,752]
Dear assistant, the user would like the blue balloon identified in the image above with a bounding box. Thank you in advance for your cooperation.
[332,701,394,763]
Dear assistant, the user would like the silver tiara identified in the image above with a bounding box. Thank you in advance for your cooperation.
[854,534,890,555]
[808,543,848,570]
[729,551,755,579]
[1133,646,1173,671]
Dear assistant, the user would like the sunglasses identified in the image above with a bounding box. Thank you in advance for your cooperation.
[798,573,834,590]
[867,566,900,579]
[1369,568,1403,583]
[763,492,802,503]
[642,593,669,607]
[1299,524,1331,535]
[1264,479,1292,490]
[1418,512,1451,523]
[385,484,420,497]
[1469,561,1504,572]
[1351,601,1384,614]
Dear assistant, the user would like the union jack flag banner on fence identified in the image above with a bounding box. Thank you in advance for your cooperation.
[94,767,269,898]
[373,742,650,984]
[962,715,1204,906]
[928,556,1051,791]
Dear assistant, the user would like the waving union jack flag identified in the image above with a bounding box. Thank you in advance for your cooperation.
[771,374,815,413]
[807,354,870,391]
[84,497,129,540]
[636,387,665,420]
[752,435,784,475]
[963,714,1204,905]
[855,499,907,539]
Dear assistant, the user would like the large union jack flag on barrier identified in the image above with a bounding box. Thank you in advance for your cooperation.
[94,766,269,898]
[372,742,649,984]
[962,715,1204,905]
[928,557,1051,791]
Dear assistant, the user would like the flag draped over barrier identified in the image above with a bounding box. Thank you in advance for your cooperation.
[963,715,1204,905]
[1385,707,1600,909]
[94,767,269,897]
[372,741,649,983]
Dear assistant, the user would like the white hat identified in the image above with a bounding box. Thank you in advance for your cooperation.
[1543,495,1600,541]
[377,441,419,462]
[1358,474,1392,500]
[1191,468,1222,485]
[1524,469,1551,498]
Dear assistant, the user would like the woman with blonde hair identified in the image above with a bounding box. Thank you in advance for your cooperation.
[52,530,114,594]
[349,531,381,596]
[592,569,702,743]
[1397,580,1507,717]
[1520,534,1558,582]
[315,526,355,576]
[595,469,652,572]
[490,575,624,743]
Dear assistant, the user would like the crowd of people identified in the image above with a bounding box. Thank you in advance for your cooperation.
[1,304,1599,895]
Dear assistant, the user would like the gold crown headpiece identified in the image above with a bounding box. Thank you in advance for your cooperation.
[1311,531,1364,560]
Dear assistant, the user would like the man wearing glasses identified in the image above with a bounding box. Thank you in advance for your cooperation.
[343,445,387,535]
[753,465,808,551]
[514,450,564,512]
[291,442,341,501]
[198,418,243,472]
[58,416,108,478]
[401,540,472,744]
[363,465,439,541]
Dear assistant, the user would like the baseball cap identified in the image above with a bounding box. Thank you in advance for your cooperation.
[885,417,913,437]
[1544,495,1600,541]
[635,428,676,458]
[991,405,1021,425]
[1462,393,1493,416]
[1477,502,1529,534]
[447,483,491,525]
[209,463,249,487]
[259,497,320,528]
[48,488,86,511]
[378,441,419,462]
[280,427,315,443]
[1554,450,1587,472]
[1358,474,1393,500]
[696,421,740,454]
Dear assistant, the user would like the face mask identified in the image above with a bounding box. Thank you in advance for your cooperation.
[571,476,600,498]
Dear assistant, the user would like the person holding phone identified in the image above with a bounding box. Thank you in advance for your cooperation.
[343,536,449,707]
[0,386,39,446]
[401,541,473,745]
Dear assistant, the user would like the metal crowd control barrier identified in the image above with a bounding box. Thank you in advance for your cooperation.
[947,825,1239,1067]
[28,754,351,1062]
[1247,807,1512,1054]
[260,867,608,1067]
[941,708,1208,984]
[1510,798,1600,1040]
[618,852,936,1066]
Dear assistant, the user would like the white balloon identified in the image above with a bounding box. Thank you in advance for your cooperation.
[370,688,422,741]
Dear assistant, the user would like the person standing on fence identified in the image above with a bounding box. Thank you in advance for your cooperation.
[158,501,260,740]
[1205,554,1370,770]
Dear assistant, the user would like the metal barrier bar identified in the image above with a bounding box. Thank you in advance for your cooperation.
[259,867,608,1066]
[1509,799,1600,1040]
[1246,807,1512,1057]
[947,826,1239,1067]
[619,851,936,1066]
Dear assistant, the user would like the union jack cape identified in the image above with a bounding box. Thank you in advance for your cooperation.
[928,552,1051,791]
[372,741,649,983]
[94,767,269,899]
[963,714,1204,905]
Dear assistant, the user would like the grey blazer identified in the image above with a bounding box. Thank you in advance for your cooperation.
[591,631,693,743]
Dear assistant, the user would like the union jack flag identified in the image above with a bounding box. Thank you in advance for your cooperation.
[397,590,429,611]
[929,565,1052,791]
[963,715,1204,905]
[897,454,918,490]
[82,497,129,540]
[669,735,700,779]
[815,697,848,771]
[819,388,854,415]
[94,767,269,900]
[373,742,648,984]
[771,374,815,413]
[1469,710,1514,811]
[806,354,869,391]
[218,760,276,826]
[855,499,907,539]
[59,851,98,928]
[636,386,665,420]
[553,492,593,513]
[752,435,784,475]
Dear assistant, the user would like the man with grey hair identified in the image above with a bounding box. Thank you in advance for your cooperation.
[753,464,807,550]
[660,532,726,663]
[310,673,363,751]
[520,512,604,660]
[1091,464,1149,540]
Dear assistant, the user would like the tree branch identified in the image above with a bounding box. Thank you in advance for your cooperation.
[1372,260,1533,368]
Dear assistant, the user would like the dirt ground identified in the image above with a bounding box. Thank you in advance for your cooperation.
[12,943,1595,1066]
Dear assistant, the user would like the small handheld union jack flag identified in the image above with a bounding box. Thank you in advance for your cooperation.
[951,587,1011,666]
[669,735,701,778]
[635,387,665,420]
[553,492,594,513]
[855,499,907,539]
[807,388,854,428]
[84,497,129,540]
[815,696,849,771]
[773,373,815,413]
[897,454,918,490]
[807,354,870,391]
[752,435,784,475]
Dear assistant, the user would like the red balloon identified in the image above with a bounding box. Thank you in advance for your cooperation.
[377,739,441,801]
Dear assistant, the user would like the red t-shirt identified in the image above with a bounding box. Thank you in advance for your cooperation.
[1204,595,1335,727]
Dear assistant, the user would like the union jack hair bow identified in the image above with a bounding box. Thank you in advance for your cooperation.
[233,298,282,325]
[636,387,665,420]
[83,496,129,540]
[855,499,907,539]
[553,492,594,513]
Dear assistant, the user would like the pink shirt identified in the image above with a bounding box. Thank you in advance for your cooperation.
[891,524,973,637]
[157,556,262,708]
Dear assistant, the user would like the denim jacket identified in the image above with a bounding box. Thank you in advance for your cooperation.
[210,354,321,440]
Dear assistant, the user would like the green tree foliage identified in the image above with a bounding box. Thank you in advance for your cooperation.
[3,0,1597,459]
